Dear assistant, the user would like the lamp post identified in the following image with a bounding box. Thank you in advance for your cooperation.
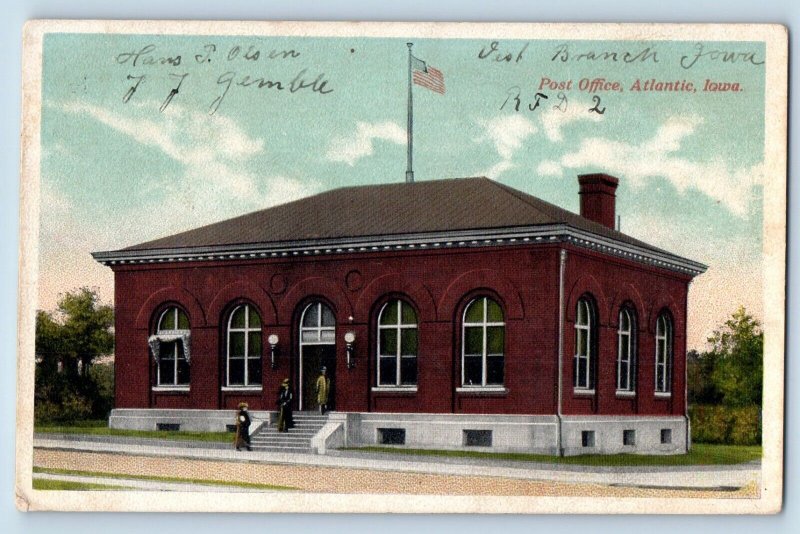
[268,334,279,369]
[345,331,356,369]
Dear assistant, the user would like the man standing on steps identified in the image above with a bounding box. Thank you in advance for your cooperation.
[234,402,252,451]
[315,366,331,415]
[277,378,294,432]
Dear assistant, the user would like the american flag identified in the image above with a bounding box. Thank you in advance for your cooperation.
[411,55,445,95]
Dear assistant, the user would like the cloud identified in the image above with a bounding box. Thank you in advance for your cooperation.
[476,102,604,179]
[539,115,763,217]
[539,103,603,143]
[60,101,316,232]
[39,102,318,310]
[478,115,537,160]
[61,101,264,163]
[326,121,406,166]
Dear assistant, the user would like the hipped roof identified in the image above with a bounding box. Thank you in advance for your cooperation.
[124,177,664,254]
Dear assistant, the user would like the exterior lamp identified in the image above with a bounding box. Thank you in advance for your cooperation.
[344,331,356,369]
[268,334,279,369]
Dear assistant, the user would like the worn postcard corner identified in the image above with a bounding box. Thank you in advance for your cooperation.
[16,19,786,514]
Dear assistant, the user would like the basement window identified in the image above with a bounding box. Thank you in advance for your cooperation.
[156,423,180,432]
[463,429,493,447]
[226,424,237,433]
[378,428,406,445]
[661,429,673,444]
[581,430,595,448]
[623,429,636,446]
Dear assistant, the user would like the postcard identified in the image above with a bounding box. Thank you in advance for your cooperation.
[16,20,786,513]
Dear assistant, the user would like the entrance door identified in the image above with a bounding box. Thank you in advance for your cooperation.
[301,345,336,412]
[298,302,336,411]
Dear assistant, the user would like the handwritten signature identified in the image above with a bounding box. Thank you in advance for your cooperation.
[116,43,333,114]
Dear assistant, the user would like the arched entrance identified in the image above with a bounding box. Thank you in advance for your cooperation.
[298,301,336,411]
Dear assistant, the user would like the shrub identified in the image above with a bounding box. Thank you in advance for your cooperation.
[690,404,761,445]
[34,389,93,424]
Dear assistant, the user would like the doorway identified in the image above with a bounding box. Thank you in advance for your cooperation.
[298,301,336,411]
[301,345,336,412]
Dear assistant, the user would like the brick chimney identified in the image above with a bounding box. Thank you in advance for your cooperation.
[577,173,619,229]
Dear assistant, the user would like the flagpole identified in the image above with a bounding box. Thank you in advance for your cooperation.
[406,42,414,183]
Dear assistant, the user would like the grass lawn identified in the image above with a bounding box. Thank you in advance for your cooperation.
[35,420,232,443]
[33,478,135,491]
[344,443,762,467]
[33,467,297,491]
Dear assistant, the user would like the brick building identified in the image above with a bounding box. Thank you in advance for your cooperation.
[93,174,706,455]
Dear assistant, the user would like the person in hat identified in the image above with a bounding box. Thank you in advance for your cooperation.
[315,366,331,414]
[276,378,294,432]
[234,402,252,451]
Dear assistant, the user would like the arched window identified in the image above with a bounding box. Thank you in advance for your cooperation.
[462,297,504,387]
[300,302,335,344]
[655,313,673,394]
[153,307,190,387]
[617,308,636,392]
[226,304,262,387]
[377,299,418,387]
[574,298,594,390]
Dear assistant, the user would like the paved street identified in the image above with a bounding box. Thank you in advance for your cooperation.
[31,437,760,498]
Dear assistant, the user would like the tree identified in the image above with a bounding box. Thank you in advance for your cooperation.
[687,349,721,405]
[34,288,114,423]
[707,306,763,407]
[36,288,114,378]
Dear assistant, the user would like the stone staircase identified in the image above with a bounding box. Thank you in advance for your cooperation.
[250,412,328,453]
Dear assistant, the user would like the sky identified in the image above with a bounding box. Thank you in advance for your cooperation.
[37,32,767,351]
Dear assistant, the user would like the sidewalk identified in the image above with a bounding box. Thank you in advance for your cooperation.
[33,436,760,490]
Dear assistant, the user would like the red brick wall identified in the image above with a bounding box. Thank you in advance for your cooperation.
[111,242,689,416]
[561,245,691,416]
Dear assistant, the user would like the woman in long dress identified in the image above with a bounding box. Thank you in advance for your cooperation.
[234,402,252,450]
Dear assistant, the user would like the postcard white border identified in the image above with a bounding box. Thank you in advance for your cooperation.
[15,20,787,514]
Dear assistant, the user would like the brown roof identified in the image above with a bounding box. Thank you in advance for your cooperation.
[123,177,665,254]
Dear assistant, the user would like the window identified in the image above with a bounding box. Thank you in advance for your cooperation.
[463,430,493,447]
[623,429,636,446]
[661,428,673,444]
[378,428,406,445]
[581,430,595,447]
[377,300,418,387]
[226,304,262,387]
[462,297,505,387]
[154,307,190,387]
[574,298,594,390]
[300,302,335,344]
[655,313,673,394]
[617,308,636,392]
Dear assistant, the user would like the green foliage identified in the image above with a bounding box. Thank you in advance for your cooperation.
[32,479,133,491]
[34,288,114,423]
[88,362,115,418]
[34,423,232,443]
[348,443,762,466]
[707,306,763,407]
[33,468,297,490]
[687,306,763,445]
[689,405,761,445]
[687,350,722,405]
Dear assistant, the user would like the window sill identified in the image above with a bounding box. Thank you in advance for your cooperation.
[456,386,507,394]
[654,392,673,399]
[221,386,263,392]
[573,388,595,396]
[371,386,418,394]
[152,386,190,393]
[616,390,636,398]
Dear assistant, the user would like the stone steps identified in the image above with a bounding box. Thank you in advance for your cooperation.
[249,412,328,453]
